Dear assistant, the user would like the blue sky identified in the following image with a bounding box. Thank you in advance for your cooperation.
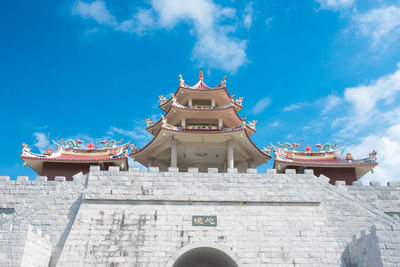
[1,0,400,183]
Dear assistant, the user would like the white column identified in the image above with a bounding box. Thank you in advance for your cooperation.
[188,98,193,107]
[218,118,223,129]
[171,139,178,168]
[181,118,186,128]
[227,140,234,169]
[211,98,216,107]
[247,158,255,168]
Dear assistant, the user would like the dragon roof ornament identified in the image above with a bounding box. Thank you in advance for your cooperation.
[99,139,124,148]
[158,95,168,105]
[277,142,301,151]
[315,143,337,152]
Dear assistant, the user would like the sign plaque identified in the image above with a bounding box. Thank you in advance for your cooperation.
[192,216,217,226]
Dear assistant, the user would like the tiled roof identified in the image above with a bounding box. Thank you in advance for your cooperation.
[276,157,377,167]
[273,146,377,167]
[21,144,129,162]
[20,154,126,162]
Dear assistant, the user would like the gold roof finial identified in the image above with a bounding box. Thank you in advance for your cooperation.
[198,68,204,80]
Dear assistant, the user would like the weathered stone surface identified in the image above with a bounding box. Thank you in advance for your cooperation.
[0,170,399,266]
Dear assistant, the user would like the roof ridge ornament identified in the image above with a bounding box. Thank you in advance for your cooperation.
[179,74,185,87]
[99,139,123,148]
[158,95,168,105]
[277,142,300,151]
[314,143,337,152]
[221,75,226,87]
[234,97,243,106]
[145,118,154,127]
[248,120,257,129]
[198,68,204,80]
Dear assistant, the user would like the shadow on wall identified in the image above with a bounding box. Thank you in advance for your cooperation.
[341,226,382,267]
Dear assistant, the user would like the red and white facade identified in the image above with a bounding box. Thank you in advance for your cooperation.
[130,70,271,172]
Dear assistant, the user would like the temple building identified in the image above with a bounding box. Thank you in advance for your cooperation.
[271,142,378,184]
[130,70,271,172]
[20,139,130,180]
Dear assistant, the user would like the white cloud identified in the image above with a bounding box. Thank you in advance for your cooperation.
[73,0,247,72]
[283,103,303,112]
[269,120,280,127]
[73,0,117,26]
[108,120,152,146]
[319,64,400,182]
[265,16,274,30]
[315,0,355,11]
[337,64,400,135]
[33,133,50,153]
[352,5,400,48]
[249,97,271,115]
[242,2,253,30]
[319,95,341,114]
[346,123,400,184]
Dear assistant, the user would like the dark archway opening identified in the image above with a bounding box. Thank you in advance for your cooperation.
[173,247,239,267]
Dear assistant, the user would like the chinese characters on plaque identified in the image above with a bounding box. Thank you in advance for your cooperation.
[192,216,217,226]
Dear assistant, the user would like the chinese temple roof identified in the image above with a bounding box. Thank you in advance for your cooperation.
[21,139,130,163]
[179,70,226,91]
[130,123,270,169]
[271,142,378,168]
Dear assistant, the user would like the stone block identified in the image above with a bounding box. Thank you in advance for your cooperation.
[246,168,257,174]
[36,176,48,181]
[370,181,381,186]
[207,168,218,173]
[388,182,400,187]
[285,169,296,174]
[304,169,314,175]
[129,167,140,173]
[227,168,238,174]
[335,181,346,186]
[148,167,159,172]
[0,176,10,181]
[55,176,66,182]
[89,165,100,171]
[72,172,85,184]
[16,176,29,181]
[319,175,330,184]
[266,169,276,174]
[108,166,120,172]
[188,168,198,173]
[168,167,179,173]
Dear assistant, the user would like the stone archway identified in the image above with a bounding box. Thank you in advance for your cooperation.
[166,242,242,267]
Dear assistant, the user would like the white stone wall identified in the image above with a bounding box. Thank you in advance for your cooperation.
[1,167,400,266]
[348,181,400,220]
[20,225,52,267]
[56,167,400,266]
[0,173,86,266]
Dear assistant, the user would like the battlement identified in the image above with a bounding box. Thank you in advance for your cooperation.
[0,172,86,183]
[1,167,399,188]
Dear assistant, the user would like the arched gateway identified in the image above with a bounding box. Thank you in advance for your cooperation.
[166,242,242,267]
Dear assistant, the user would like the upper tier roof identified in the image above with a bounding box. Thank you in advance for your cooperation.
[181,69,226,91]
[158,70,234,112]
